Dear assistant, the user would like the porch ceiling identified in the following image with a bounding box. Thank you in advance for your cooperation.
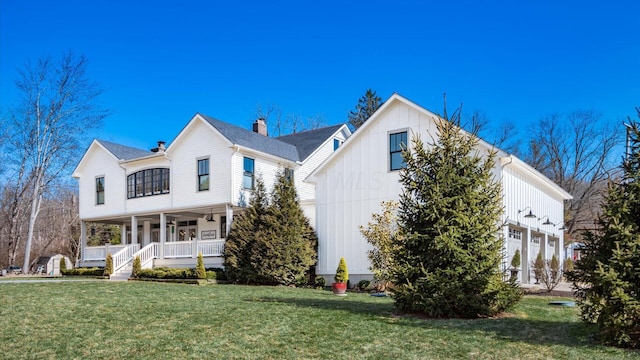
[83,204,243,225]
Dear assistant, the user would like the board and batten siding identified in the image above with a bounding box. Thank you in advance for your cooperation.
[315,101,439,278]
[77,144,128,220]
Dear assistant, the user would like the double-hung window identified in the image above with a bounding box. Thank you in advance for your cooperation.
[198,158,209,191]
[243,157,255,190]
[389,131,408,171]
[96,176,105,205]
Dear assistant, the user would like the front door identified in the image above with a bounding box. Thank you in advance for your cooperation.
[178,226,197,241]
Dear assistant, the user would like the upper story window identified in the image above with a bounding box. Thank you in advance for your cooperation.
[198,158,209,191]
[96,176,105,205]
[389,131,408,171]
[243,157,255,190]
[333,138,342,150]
[284,168,294,183]
[127,168,170,199]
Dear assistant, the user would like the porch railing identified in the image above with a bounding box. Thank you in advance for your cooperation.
[133,243,158,269]
[84,244,128,261]
[198,240,225,257]
[112,244,140,273]
[83,240,225,261]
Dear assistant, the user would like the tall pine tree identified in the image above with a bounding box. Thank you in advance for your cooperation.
[391,109,521,318]
[260,169,317,285]
[567,110,640,348]
[224,176,270,284]
[223,170,317,285]
[347,89,382,131]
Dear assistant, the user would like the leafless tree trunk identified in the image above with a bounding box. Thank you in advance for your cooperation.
[5,52,108,272]
[524,110,621,243]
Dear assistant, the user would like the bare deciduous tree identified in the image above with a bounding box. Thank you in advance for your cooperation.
[253,103,326,136]
[524,110,621,243]
[5,52,108,272]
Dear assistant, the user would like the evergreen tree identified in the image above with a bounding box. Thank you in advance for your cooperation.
[391,111,521,318]
[347,89,382,131]
[566,113,640,348]
[195,252,206,279]
[259,168,317,285]
[103,253,113,276]
[224,171,317,285]
[131,256,141,278]
[59,257,67,271]
[224,176,270,284]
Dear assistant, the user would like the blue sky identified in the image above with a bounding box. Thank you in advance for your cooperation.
[1,1,638,151]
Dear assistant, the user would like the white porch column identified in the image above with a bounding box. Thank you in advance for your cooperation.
[192,237,198,258]
[559,232,564,271]
[80,221,87,262]
[159,213,166,259]
[542,232,548,261]
[121,223,127,245]
[143,221,151,247]
[225,204,233,237]
[131,216,138,245]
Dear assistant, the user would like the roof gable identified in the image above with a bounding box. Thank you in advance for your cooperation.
[307,93,571,201]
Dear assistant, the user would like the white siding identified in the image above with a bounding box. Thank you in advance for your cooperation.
[314,96,569,282]
[169,120,234,208]
[76,145,127,219]
[122,156,172,214]
[315,101,438,276]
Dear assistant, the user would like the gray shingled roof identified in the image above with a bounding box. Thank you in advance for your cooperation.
[97,140,152,160]
[95,117,344,164]
[200,114,341,162]
[275,124,344,160]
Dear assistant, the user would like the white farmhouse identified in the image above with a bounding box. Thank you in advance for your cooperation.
[308,94,572,284]
[73,94,571,285]
[72,114,349,277]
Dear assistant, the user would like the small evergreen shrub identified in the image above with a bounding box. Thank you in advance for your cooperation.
[205,270,217,280]
[60,257,67,271]
[195,252,206,279]
[132,256,141,278]
[206,268,226,281]
[136,267,197,279]
[510,249,521,269]
[563,257,574,273]
[104,253,113,276]
[314,276,326,288]
[357,279,371,290]
[532,252,545,284]
[62,267,104,276]
[334,257,348,283]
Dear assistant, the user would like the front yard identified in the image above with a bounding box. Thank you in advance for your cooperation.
[0,281,637,359]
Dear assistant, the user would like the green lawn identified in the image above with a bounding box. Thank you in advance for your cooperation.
[0,281,637,359]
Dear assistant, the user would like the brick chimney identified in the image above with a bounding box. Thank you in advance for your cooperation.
[252,118,267,136]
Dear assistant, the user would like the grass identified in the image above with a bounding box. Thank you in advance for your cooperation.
[0,282,638,359]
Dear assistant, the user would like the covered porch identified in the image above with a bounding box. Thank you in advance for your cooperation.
[79,203,239,270]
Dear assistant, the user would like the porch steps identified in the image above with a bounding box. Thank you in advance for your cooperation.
[110,264,133,281]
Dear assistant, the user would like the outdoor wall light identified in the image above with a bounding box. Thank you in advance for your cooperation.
[518,207,537,219]
[206,209,216,222]
[538,215,554,226]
